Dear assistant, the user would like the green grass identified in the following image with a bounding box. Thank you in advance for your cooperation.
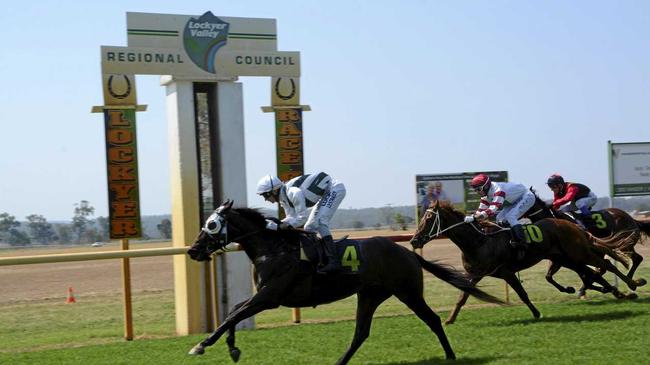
[0,298,648,364]
[0,263,647,364]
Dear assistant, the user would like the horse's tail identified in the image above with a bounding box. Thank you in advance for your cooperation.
[634,218,650,241]
[588,231,633,269]
[415,255,504,305]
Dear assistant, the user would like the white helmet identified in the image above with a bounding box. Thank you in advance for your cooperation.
[256,175,282,195]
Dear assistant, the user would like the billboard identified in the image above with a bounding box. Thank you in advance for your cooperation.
[608,141,650,197]
[415,171,509,221]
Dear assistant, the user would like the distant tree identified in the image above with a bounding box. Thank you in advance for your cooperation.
[0,212,20,241]
[380,205,394,226]
[72,200,95,243]
[95,216,110,242]
[393,213,408,231]
[26,214,57,244]
[157,218,172,239]
[352,220,365,229]
[8,228,31,246]
[55,224,73,244]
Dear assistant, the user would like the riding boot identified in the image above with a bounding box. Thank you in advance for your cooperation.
[509,224,527,260]
[317,235,342,274]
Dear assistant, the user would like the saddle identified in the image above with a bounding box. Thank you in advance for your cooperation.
[298,234,362,275]
[565,210,614,237]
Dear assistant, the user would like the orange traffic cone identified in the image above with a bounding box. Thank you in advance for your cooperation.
[66,287,76,303]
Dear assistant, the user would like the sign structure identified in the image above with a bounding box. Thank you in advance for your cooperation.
[104,108,142,238]
[101,11,300,78]
[415,171,509,221]
[275,109,304,182]
[608,141,650,196]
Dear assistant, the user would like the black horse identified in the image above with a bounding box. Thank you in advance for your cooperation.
[186,200,503,364]
[524,191,648,296]
[410,201,639,325]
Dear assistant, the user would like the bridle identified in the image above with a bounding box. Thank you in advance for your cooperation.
[200,212,260,255]
[418,208,480,242]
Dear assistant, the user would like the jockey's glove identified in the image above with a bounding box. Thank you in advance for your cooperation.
[464,216,474,223]
[265,220,278,230]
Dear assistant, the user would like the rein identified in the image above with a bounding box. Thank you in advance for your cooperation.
[422,208,509,242]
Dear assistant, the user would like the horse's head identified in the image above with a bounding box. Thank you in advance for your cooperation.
[188,200,234,262]
[188,200,270,262]
[410,200,465,249]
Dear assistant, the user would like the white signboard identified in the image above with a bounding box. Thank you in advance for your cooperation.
[609,141,650,196]
[101,11,300,78]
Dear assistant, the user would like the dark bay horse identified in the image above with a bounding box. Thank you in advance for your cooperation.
[409,201,638,325]
[524,192,649,295]
[186,200,503,364]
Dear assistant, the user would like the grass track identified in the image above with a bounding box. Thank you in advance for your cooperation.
[0,297,648,364]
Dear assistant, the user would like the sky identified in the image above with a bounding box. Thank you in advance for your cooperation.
[1,1,649,221]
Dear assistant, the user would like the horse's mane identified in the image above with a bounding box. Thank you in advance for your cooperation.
[233,207,313,243]
[233,207,267,228]
[437,201,465,219]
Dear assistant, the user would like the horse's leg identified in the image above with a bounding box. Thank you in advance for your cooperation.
[225,301,247,362]
[626,251,646,286]
[445,276,483,325]
[189,287,281,356]
[502,272,541,319]
[396,292,456,360]
[334,289,391,365]
[601,259,643,291]
[545,261,575,294]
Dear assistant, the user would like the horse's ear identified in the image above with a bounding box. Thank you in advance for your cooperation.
[217,200,234,214]
[433,200,440,209]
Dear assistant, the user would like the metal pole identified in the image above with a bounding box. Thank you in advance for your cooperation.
[121,238,134,340]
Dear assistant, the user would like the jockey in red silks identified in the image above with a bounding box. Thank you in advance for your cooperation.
[547,174,598,228]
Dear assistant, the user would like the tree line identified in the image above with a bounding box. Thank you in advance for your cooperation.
[0,200,172,247]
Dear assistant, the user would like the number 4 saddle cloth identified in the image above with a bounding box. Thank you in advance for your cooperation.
[299,235,363,275]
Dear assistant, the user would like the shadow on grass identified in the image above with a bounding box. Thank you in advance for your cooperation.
[494,310,644,326]
[374,356,498,365]
[579,295,650,306]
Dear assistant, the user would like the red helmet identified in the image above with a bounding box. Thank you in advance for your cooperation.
[547,174,565,188]
[470,174,491,193]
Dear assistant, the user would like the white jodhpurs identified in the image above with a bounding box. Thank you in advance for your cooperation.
[558,191,597,213]
[496,190,535,227]
[303,181,346,237]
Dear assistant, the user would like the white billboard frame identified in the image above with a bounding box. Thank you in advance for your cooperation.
[608,141,650,197]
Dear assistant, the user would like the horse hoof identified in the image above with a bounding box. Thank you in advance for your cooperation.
[444,319,455,325]
[626,293,638,300]
[230,347,241,362]
[579,295,587,300]
[635,278,647,287]
[188,344,205,356]
[566,287,576,294]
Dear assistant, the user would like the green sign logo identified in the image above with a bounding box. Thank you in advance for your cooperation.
[183,11,230,73]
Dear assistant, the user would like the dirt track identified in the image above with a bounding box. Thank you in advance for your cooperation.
[1,231,648,304]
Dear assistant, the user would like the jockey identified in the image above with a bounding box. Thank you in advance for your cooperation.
[256,172,346,273]
[463,173,535,253]
[547,174,597,228]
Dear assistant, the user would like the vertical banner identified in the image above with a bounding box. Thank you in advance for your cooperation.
[274,108,304,182]
[104,108,142,238]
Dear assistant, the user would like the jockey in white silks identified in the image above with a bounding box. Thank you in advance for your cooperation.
[256,172,346,273]
[463,174,535,258]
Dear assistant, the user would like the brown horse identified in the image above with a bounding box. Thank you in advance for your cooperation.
[410,201,639,324]
[524,191,649,296]
[186,201,503,363]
